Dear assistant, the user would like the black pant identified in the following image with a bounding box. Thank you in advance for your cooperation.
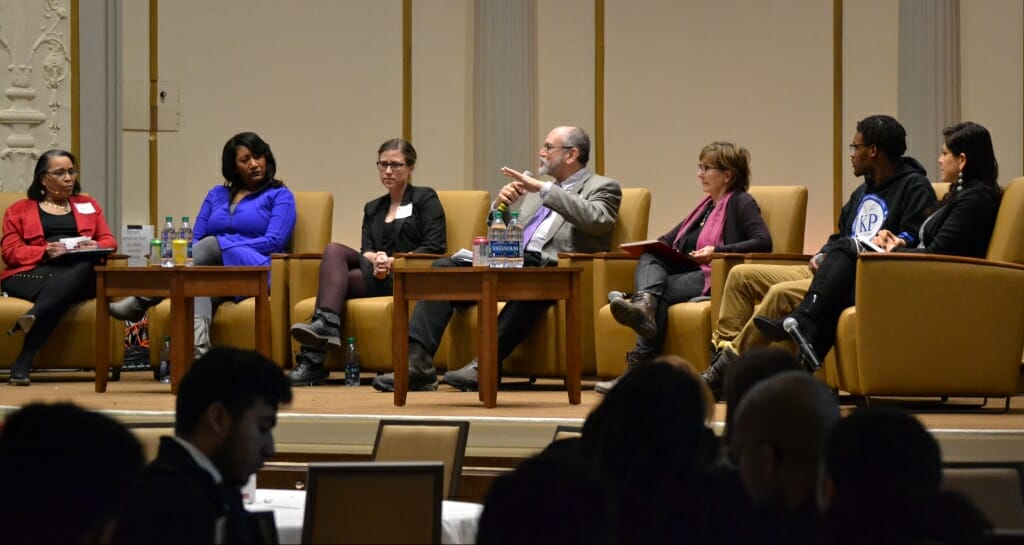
[408,251,551,366]
[798,237,859,359]
[2,261,96,371]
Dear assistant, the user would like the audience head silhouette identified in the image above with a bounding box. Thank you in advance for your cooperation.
[822,406,990,543]
[731,371,839,511]
[477,438,616,544]
[175,346,293,486]
[581,359,717,542]
[0,402,144,544]
[723,346,802,450]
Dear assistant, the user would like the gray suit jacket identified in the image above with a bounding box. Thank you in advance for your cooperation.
[517,169,622,265]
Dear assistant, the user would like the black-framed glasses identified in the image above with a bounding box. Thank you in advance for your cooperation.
[696,164,722,174]
[848,143,869,152]
[46,168,78,178]
[376,161,407,171]
[541,143,573,153]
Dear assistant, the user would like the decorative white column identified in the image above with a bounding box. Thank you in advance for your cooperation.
[472,0,537,196]
[0,0,71,191]
[899,0,960,181]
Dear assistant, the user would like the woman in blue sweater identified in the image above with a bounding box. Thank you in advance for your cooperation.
[110,132,297,357]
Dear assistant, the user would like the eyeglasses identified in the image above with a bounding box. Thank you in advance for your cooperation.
[696,164,723,174]
[46,169,77,178]
[376,161,407,171]
[848,143,869,152]
[541,144,574,153]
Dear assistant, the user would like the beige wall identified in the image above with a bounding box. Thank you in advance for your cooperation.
[120,0,1024,253]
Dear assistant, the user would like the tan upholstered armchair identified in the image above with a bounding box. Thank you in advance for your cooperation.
[830,177,1024,406]
[594,185,809,378]
[147,191,334,367]
[0,192,126,376]
[443,188,653,379]
[291,190,491,373]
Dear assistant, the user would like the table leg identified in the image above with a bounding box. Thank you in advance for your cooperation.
[565,273,582,405]
[392,274,409,406]
[478,275,498,408]
[255,279,271,358]
[94,272,110,393]
[169,285,194,395]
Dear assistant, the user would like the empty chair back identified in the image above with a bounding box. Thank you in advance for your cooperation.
[302,461,443,544]
[986,177,1024,264]
[611,187,651,246]
[288,191,335,253]
[435,190,490,255]
[371,420,470,499]
[746,185,808,254]
[943,464,1024,530]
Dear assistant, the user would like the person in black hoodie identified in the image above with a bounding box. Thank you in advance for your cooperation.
[754,121,1002,362]
[113,347,293,544]
[701,114,936,390]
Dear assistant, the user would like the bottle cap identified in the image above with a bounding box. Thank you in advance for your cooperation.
[165,216,173,222]
[182,216,189,222]
[347,337,355,343]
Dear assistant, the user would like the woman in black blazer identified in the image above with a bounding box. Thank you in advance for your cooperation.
[289,138,446,385]
[755,121,1003,367]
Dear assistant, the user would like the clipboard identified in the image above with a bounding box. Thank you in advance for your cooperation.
[618,240,700,268]
[51,247,114,264]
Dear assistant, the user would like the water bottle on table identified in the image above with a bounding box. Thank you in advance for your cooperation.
[507,211,524,268]
[488,211,507,268]
[344,337,361,386]
[179,216,194,266]
[160,216,175,267]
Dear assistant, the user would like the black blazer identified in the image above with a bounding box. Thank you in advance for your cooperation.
[899,181,1001,258]
[113,437,263,544]
[361,184,447,256]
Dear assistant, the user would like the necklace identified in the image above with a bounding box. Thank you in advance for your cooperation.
[699,203,715,227]
[41,200,71,213]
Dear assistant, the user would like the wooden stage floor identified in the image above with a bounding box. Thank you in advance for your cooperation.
[1,369,1022,463]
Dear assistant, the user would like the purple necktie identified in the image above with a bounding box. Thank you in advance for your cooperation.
[521,205,552,244]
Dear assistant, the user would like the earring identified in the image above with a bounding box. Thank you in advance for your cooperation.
[956,170,964,191]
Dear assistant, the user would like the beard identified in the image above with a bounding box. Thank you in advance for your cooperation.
[538,158,552,177]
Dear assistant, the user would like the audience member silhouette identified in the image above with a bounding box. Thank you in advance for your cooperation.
[0,402,145,544]
[580,359,718,543]
[730,371,840,543]
[722,346,803,450]
[113,347,293,544]
[477,437,617,544]
[822,407,991,544]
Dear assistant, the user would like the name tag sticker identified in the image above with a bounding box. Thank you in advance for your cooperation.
[74,202,96,214]
[395,203,413,219]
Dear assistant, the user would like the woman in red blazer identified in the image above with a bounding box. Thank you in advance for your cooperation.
[1,149,117,385]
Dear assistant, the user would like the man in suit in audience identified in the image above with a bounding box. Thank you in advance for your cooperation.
[373,125,622,393]
[701,114,936,391]
[730,371,840,543]
[114,348,292,544]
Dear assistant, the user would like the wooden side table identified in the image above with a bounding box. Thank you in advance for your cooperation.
[95,266,270,393]
[391,267,582,408]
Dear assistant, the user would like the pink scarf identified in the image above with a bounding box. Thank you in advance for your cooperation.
[671,191,733,295]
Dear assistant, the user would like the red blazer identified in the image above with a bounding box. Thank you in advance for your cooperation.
[1,195,117,281]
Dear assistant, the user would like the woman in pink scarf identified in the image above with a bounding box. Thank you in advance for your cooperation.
[596,142,771,394]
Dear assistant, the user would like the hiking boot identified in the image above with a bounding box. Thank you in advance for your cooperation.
[289,348,328,386]
[610,290,658,339]
[290,308,342,350]
[700,345,738,395]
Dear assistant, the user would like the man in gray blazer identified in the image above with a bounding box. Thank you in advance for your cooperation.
[373,126,622,393]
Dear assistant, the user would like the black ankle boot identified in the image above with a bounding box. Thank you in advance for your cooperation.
[289,348,328,386]
[7,359,31,386]
[700,346,738,395]
[371,342,438,392]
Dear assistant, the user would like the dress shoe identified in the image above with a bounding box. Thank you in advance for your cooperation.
[109,296,161,322]
[700,345,738,395]
[594,348,654,395]
[753,315,788,342]
[290,308,342,349]
[371,346,438,392]
[443,360,480,392]
[6,314,35,336]
[7,361,30,386]
[289,348,328,386]
[610,290,658,339]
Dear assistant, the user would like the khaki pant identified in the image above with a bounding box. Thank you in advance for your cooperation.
[711,264,813,354]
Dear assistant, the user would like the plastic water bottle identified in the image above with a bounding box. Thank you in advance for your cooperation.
[507,211,524,268]
[156,336,171,384]
[344,337,361,386]
[488,210,507,268]
[179,216,193,267]
[160,216,175,267]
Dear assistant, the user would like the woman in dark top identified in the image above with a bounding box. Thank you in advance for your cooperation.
[289,138,446,386]
[756,121,1003,365]
[596,142,772,394]
[1,150,117,385]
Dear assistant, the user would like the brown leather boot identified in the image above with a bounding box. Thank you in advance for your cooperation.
[609,291,658,339]
[594,348,654,395]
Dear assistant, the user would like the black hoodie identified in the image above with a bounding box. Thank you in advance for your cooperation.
[823,156,936,253]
